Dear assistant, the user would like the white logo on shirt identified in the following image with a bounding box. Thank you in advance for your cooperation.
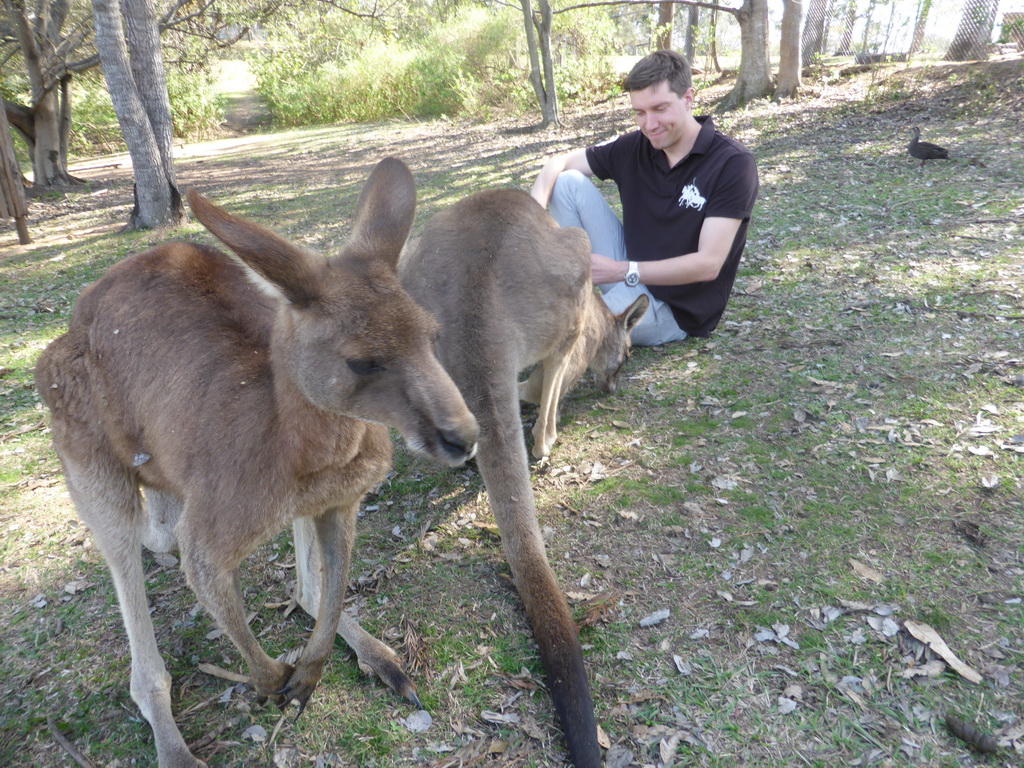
[678,182,706,211]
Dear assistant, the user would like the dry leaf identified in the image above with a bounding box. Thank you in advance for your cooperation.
[900,659,946,679]
[597,724,611,749]
[400,710,432,733]
[850,558,885,584]
[639,608,670,627]
[243,724,267,743]
[903,620,982,684]
[480,710,520,725]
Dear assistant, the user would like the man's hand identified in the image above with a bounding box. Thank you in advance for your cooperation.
[590,253,628,285]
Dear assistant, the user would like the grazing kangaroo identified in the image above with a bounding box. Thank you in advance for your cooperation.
[35,158,479,768]
[405,188,645,766]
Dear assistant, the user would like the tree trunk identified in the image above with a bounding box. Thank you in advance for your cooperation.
[657,2,674,49]
[776,0,804,99]
[718,0,773,110]
[801,0,832,63]
[92,0,183,228]
[521,0,559,128]
[710,9,721,71]
[945,0,998,60]
[684,7,700,62]
[909,0,932,55]
[7,1,79,187]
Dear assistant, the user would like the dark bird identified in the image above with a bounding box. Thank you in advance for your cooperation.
[908,127,950,166]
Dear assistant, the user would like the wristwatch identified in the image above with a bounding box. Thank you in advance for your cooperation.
[624,261,640,287]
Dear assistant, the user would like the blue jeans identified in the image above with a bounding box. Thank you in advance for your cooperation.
[548,170,688,347]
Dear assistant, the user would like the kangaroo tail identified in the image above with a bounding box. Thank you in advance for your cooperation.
[472,384,601,768]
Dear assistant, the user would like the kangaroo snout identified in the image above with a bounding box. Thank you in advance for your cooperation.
[438,423,479,464]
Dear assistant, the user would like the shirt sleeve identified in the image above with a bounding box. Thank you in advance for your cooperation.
[705,151,759,221]
[586,132,639,182]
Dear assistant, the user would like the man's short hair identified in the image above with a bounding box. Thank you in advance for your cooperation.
[624,49,692,97]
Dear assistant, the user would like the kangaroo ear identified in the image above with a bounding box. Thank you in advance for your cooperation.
[620,293,650,332]
[188,188,322,306]
[345,157,416,270]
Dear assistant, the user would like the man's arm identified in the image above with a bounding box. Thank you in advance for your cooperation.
[530,148,593,208]
[589,216,743,286]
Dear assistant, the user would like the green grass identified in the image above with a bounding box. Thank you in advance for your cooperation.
[2,58,1024,767]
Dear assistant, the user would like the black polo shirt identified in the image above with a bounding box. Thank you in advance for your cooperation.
[586,116,758,337]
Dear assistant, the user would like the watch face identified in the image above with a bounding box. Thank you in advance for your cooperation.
[625,263,639,286]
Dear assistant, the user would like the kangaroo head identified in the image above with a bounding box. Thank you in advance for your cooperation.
[188,159,478,466]
[590,293,649,394]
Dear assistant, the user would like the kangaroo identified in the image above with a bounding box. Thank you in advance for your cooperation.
[384,188,647,766]
[34,158,479,768]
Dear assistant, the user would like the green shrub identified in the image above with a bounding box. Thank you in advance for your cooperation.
[68,74,123,158]
[166,67,223,141]
[66,68,221,159]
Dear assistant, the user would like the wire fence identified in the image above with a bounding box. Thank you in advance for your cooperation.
[664,0,1024,70]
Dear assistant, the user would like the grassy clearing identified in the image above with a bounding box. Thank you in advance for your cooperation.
[1,58,1022,767]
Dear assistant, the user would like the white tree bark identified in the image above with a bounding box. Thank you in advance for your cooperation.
[92,0,181,228]
[521,0,559,128]
[719,0,773,110]
[776,0,804,99]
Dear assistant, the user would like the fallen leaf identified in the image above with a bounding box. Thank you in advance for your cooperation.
[659,733,680,764]
[606,745,634,768]
[480,710,520,726]
[243,724,267,743]
[673,655,693,675]
[900,660,946,679]
[850,558,885,584]
[597,724,611,749]
[778,696,798,714]
[639,609,670,627]
[903,620,982,684]
[273,744,301,768]
[400,710,432,733]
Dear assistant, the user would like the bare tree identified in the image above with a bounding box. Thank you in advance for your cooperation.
[521,0,559,127]
[776,0,803,99]
[2,0,96,188]
[945,0,998,60]
[92,0,182,228]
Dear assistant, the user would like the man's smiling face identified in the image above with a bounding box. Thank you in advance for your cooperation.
[630,80,695,158]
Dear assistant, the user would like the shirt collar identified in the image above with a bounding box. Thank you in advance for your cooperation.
[691,115,716,155]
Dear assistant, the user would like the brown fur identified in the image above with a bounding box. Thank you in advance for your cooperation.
[35,158,478,768]
[400,189,646,767]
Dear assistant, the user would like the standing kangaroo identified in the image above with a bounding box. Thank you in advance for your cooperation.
[35,158,479,768]
[355,188,644,766]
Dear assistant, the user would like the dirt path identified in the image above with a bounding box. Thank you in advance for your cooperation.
[215,59,269,134]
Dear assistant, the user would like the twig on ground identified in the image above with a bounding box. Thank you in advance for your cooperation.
[47,715,96,768]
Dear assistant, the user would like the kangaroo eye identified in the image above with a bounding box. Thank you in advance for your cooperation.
[347,359,383,375]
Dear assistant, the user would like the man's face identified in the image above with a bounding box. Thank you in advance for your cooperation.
[629,81,694,154]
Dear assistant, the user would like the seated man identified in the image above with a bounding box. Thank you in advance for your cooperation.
[531,49,759,346]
